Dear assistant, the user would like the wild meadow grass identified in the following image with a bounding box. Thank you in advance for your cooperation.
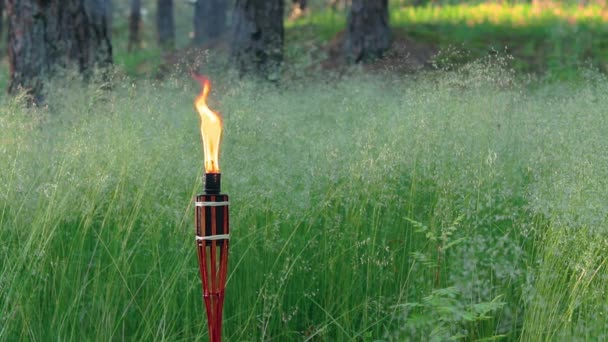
[1,63,608,340]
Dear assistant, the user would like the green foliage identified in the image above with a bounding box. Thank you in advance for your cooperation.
[392,217,506,341]
[391,288,506,341]
[2,63,608,340]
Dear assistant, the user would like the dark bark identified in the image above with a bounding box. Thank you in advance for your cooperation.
[7,0,46,101]
[345,0,390,63]
[0,0,4,43]
[128,0,141,51]
[45,0,112,72]
[193,0,227,46]
[7,0,113,102]
[232,0,284,79]
[157,0,175,49]
[81,0,113,69]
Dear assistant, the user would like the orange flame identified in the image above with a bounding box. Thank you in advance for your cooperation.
[193,73,222,173]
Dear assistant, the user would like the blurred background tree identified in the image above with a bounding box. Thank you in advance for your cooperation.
[7,0,112,102]
[0,1,4,44]
[345,0,391,62]
[129,0,142,51]
[193,0,227,46]
[156,0,175,50]
[231,0,285,79]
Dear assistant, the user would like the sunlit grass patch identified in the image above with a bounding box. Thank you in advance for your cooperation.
[391,3,608,27]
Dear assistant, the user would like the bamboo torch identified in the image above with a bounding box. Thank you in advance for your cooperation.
[193,73,229,342]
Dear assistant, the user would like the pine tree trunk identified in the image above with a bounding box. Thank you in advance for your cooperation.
[0,0,4,43]
[193,0,226,46]
[7,0,113,102]
[43,0,112,72]
[232,0,284,79]
[129,0,141,51]
[157,0,175,49]
[7,0,47,101]
[345,0,390,63]
[81,0,113,69]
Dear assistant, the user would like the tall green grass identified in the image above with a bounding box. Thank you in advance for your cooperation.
[1,64,608,340]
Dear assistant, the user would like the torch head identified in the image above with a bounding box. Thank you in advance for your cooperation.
[204,173,221,194]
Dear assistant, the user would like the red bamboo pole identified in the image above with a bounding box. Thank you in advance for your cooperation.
[195,190,229,342]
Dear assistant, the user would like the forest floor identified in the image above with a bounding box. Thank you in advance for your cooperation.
[153,27,440,81]
[320,29,439,73]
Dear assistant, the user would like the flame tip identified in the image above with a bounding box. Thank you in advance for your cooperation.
[191,72,211,89]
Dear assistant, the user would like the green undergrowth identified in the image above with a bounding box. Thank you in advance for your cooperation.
[1,63,608,340]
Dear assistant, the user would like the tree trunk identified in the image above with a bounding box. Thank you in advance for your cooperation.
[345,0,390,63]
[43,0,112,72]
[129,0,141,51]
[232,0,284,79]
[193,0,226,46]
[157,0,175,49]
[0,0,4,44]
[80,0,113,69]
[7,0,113,102]
[7,0,47,101]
